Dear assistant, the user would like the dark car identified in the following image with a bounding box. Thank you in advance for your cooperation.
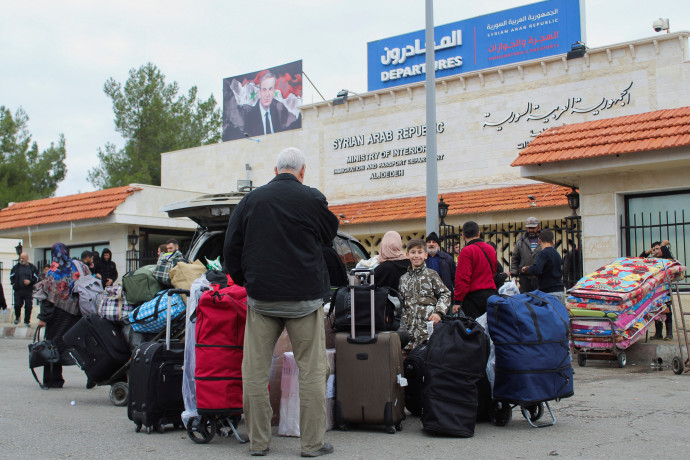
[160,192,369,290]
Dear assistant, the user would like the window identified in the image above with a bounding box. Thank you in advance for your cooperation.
[622,190,689,270]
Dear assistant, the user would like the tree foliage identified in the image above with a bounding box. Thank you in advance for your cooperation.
[0,106,66,208]
[89,63,221,189]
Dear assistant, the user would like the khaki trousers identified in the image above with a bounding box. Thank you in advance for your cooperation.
[242,306,329,452]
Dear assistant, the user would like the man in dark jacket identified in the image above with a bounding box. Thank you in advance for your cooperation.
[522,229,565,304]
[452,221,498,319]
[510,216,542,293]
[94,248,118,287]
[9,253,39,325]
[425,232,455,297]
[224,147,338,457]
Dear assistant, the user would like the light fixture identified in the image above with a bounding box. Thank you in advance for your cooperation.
[15,242,23,256]
[566,187,580,216]
[128,230,139,248]
[438,197,449,220]
[333,89,358,106]
[566,41,587,60]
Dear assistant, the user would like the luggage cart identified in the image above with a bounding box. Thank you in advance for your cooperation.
[569,317,627,368]
[670,282,689,375]
[186,413,246,444]
[490,400,555,428]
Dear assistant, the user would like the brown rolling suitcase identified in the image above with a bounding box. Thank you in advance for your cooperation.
[334,268,406,433]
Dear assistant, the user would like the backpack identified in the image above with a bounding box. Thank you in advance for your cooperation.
[72,274,104,316]
[122,265,165,306]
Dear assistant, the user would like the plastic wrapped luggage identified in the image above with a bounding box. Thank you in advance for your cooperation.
[128,290,186,434]
[334,269,405,433]
[63,314,130,384]
[421,315,489,437]
[486,291,574,405]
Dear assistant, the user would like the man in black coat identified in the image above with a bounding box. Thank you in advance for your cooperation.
[223,147,337,457]
[425,232,456,297]
[9,253,39,325]
[243,72,300,137]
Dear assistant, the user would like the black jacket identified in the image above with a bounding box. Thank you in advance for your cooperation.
[223,173,339,302]
[9,263,39,291]
[427,250,456,296]
[95,250,118,283]
[374,259,411,291]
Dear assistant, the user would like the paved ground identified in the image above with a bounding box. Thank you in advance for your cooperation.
[2,337,690,459]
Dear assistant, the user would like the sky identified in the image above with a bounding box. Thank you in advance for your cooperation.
[1,0,689,198]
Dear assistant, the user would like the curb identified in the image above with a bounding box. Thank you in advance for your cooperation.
[0,325,35,339]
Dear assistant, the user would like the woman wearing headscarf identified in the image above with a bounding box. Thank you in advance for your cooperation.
[35,243,89,388]
[374,231,411,290]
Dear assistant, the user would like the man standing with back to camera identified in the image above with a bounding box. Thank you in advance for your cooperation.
[224,147,338,457]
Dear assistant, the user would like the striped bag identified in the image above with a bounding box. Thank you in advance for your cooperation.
[97,285,135,323]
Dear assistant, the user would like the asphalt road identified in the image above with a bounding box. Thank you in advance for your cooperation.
[1,337,689,459]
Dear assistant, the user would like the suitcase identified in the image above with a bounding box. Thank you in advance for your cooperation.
[194,285,247,414]
[421,315,489,437]
[334,268,406,433]
[63,314,131,384]
[128,290,187,434]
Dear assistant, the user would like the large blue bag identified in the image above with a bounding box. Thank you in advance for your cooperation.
[486,291,573,405]
[128,290,185,333]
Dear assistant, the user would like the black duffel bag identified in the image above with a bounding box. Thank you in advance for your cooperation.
[328,283,403,333]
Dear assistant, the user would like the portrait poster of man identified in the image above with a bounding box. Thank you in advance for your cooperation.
[222,60,303,142]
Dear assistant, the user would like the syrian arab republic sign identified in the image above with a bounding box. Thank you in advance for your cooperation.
[367,0,584,91]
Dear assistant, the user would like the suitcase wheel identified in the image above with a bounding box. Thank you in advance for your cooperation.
[187,416,216,444]
[523,403,544,422]
[386,425,396,434]
[109,382,129,407]
[135,424,142,433]
[490,401,512,427]
[156,423,165,434]
[395,422,403,432]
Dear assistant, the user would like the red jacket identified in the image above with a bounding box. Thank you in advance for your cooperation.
[454,240,497,302]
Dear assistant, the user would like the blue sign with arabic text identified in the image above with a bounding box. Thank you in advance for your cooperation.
[367,0,583,91]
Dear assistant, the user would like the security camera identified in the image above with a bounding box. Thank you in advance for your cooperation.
[653,18,669,33]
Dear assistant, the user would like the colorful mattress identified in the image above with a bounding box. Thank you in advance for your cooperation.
[567,257,685,305]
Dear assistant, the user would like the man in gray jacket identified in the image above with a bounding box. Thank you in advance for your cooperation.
[510,217,542,293]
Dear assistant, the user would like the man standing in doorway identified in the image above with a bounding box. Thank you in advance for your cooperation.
[9,253,39,325]
[510,216,542,293]
[224,147,338,457]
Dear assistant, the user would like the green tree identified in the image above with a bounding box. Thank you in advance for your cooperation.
[0,106,66,208]
[89,63,221,188]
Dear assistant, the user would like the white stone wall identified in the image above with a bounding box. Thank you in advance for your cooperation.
[161,34,690,205]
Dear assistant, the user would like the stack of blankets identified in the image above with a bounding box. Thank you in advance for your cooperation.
[567,257,685,350]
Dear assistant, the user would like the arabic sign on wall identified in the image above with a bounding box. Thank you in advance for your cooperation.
[367,0,583,91]
[222,60,302,142]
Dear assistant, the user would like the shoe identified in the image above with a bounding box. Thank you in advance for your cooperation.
[650,335,663,340]
[13,320,18,325]
[664,336,673,341]
[249,447,269,456]
[24,322,30,326]
[301,442,334,457]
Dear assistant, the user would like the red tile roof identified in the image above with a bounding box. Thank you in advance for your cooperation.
[329,183,569,225]
[0,186,142,230]
[512,106,690,166]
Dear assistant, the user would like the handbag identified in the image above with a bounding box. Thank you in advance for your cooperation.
[28,326,61,389]
[128,290,186,333]
[476,244,508,289]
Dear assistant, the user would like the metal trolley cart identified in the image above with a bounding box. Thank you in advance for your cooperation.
[670,282,689,375]
[570,317,627,368]
[490,400,556,428]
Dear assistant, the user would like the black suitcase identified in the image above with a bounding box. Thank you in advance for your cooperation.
[421,316,489,437]
[334,269,406,433]
[63,314,130,384]
[127,290,186,434]
[403,341,429,416]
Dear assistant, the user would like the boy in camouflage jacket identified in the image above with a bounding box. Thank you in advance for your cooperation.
[399,238,451,350]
